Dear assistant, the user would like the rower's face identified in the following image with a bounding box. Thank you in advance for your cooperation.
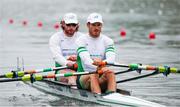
[87,22,102,38]
[64,23,78,37]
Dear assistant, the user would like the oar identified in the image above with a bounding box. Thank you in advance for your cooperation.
[111,63,180,83]
[116,71,158,83]
[0,71,96,83]
[0,64,77,78]
[115,69,134,75]
[106,62,180,75]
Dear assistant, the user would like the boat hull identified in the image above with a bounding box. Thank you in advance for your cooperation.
[26,80,165,107]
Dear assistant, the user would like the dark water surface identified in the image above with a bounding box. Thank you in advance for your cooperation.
[0,0,180,106]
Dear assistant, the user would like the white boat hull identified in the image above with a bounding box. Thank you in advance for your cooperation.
[26,80,165,107]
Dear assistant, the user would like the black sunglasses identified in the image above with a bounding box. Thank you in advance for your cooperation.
[66,23,77,27]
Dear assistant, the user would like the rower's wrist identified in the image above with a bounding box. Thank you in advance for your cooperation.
[101,61,107,66]
[66,61,78,70]
[97,69,103,75]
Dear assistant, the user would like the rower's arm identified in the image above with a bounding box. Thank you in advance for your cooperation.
[76,37,97,72]
[77,48,97,72]
[49,33,67,66]
[104,38,116,64]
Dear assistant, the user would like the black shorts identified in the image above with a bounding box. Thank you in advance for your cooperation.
[76,75,83,89]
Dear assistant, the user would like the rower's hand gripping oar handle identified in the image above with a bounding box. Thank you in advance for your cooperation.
[92,61,106,75]
[66,63,78,71]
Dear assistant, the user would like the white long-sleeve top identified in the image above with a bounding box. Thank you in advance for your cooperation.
[76,33,116,72]
[49,31,84,66]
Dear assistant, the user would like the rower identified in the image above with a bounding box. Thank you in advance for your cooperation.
[49,13,84,86]
[76,13,117,94]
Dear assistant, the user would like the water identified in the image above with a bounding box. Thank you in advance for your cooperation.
[0,0,180,106]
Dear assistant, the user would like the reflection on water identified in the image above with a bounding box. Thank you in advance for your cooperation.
[0,0,180,107]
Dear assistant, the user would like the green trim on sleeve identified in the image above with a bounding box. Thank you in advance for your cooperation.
[105,46,115,53]
[77,55,84,72]
[55,62,62,67]
[77,47,87,55]
[55,62,62,81]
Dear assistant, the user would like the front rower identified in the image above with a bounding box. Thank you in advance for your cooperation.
[76,13,117,94]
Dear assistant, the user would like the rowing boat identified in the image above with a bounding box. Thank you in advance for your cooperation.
[1,63,179,106]
[26,79,165,107]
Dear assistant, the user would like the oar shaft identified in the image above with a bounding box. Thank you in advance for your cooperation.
[138,65,180,74]
[0,74,44,83]
[43,72,96,78]
[115,69,133,75]
[116,71,158,83]
[0,66,68,78]
[0,78,22,82]
[0,71,96,83]
[107,63,129,67]
[23,66,69,74]
[0,75,5,78]
[107,63,180,74]
[55,71,95,77]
